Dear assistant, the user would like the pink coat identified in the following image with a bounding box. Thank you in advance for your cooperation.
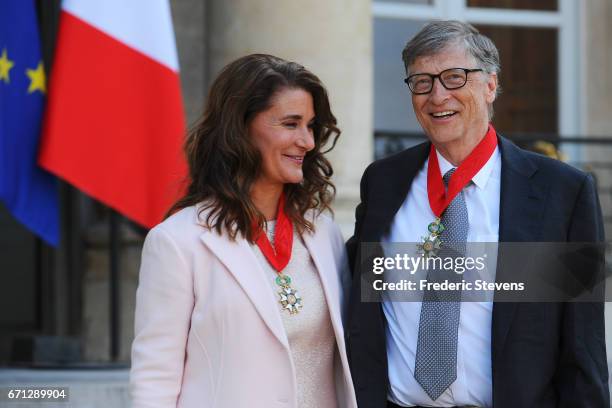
[130,205,357,408]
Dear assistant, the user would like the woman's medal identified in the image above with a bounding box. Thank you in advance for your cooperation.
[254,192,302,315]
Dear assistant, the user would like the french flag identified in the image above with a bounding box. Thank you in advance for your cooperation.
[39,0,187,228]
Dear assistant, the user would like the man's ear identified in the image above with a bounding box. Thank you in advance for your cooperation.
[486,72,498,104]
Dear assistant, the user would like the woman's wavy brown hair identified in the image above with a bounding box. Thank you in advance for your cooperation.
[167,54,340,242]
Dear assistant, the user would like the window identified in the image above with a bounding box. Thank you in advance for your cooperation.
[476,25,558,134]
[373,0,580,137]
[468,0,557,12]
[377,0,433,4]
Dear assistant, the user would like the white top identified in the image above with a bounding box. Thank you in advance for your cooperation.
[384,147,501,408]
[252,222,338,408]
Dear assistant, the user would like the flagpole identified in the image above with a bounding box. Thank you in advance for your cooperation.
[109,209,121,361]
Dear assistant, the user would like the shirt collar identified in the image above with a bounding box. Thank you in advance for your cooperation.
[435,145,500,190]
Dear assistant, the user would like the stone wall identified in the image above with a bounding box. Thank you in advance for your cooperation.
[583,0,612,137]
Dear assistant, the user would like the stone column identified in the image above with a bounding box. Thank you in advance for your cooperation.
[172,0,207,124]
[207,0,373,237]
[581,0,612,244]
[583,0,612,136]
[582,0,612,387]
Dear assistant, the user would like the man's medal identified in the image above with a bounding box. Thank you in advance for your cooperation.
[419,124,498,257]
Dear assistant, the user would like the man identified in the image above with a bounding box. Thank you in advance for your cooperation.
[346,20,608,408]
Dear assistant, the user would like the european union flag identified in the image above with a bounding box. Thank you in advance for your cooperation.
[0,1,59,246]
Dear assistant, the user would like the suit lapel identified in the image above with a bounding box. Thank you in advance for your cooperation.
[497,136,546,242]
[493,136,547,355]
[366,141,431,241]
[199,228,289,348]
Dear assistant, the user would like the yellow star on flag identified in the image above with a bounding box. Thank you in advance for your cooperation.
[0,48,15,84]
[26,61,46,94]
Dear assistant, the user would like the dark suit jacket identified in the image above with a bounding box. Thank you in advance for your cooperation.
[345,135,609,407]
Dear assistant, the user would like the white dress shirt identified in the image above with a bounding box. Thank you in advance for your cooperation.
[383,147,501,408]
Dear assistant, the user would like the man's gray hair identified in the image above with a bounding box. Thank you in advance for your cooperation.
[402,20,501,80]
[402,20,501,118]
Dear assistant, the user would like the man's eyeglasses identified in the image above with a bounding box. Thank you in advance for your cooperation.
[404,68,483,95]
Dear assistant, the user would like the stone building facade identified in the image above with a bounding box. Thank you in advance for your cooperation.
[2,0,612,406]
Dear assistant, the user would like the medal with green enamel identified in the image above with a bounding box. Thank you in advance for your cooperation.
[417,217,444,258]
[275,274,302,314]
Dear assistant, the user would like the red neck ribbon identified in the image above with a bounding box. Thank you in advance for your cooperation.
[253,192,293,274]
[427,124,498,217]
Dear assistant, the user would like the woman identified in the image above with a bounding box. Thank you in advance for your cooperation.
[130,54,357,408]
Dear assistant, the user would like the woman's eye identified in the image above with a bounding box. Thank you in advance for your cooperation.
[284,122,298,128]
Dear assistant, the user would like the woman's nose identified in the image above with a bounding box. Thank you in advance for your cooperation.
[297,127,315,151]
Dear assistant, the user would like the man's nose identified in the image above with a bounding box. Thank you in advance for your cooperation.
[429,77,451,104]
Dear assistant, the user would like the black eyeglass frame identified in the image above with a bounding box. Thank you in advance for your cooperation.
[404,68,484,95]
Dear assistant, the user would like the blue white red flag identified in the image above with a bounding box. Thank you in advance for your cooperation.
[39,0,186,229]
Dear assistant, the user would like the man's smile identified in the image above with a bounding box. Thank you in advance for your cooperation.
[430,110,457,118]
